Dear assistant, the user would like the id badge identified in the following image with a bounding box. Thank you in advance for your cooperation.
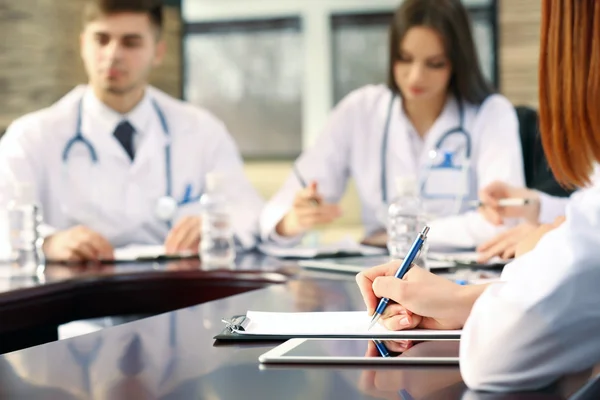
[421,165,469,199]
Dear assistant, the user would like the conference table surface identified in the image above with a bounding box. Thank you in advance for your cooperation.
[0,258,599,399]
[0,252,306,353]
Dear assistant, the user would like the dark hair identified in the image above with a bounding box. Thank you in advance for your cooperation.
[539,0,600,188]
[83,0,164,34]
[387,0,493,105]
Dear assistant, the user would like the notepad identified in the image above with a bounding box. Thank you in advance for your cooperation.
[258,238,387,259]
[227,311,461,339]
[114,244,166,261]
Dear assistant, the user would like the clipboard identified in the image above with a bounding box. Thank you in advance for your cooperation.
[214,312,462,341]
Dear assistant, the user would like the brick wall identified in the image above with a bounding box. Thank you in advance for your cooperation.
[0,1,181,130]
[498,0,541,108]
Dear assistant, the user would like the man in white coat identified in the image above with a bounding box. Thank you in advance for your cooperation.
[0,0,263,261]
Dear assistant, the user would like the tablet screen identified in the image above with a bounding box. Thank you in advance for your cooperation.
[282,339,459,359]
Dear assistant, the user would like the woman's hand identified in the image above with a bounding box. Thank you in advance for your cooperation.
[478,181,540,225]
[356,263,485,331]
[275,181,342,237]
[515,216,566,258]
[476,222,539,263]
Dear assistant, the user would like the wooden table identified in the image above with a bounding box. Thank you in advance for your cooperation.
[0,277,598,399]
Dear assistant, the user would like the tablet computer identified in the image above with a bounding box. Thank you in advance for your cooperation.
[258,338,459,365]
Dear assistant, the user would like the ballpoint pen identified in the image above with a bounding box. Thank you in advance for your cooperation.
[293,165,320,206]
[368,226,430,330]
[372,339,390,357]
[471,197,533,208]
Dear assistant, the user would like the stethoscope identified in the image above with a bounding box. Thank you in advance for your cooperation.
[380,92,472,205]
[61,97,198,226]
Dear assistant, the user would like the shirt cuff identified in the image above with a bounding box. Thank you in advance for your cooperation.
[266,229,304,247]
[536,191,569,224]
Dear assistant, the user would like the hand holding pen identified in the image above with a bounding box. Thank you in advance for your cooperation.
[356,226,470,332]
[477,181,541,226]
[368,226,430,330]
[274,168,342,237]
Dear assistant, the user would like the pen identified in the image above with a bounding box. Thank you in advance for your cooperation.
[472,198,533,208]
[372,339,390,357]
[368,226,430,330]
[293,165,320,206]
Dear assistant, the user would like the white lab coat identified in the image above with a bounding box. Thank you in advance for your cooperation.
[534,165,600,224]
[460,182,600,391]
[0,85,263,249]
[260,84,525,248]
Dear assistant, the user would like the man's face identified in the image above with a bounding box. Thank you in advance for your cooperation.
[80,12,165,95]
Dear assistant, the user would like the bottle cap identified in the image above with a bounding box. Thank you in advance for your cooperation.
[395,176,418,196]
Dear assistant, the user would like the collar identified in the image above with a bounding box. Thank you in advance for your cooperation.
[396,94,460,137]
[82,86,154,137]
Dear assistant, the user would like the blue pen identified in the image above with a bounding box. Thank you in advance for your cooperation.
[368,226,430,330]
[372,339,390,357]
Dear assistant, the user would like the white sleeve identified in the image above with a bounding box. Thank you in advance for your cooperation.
[537,191,570,224]
[205,124,265,250]
[460,185,600,392]
[0,117,56,237]
[259,91,357,243]
[427,96,526,248]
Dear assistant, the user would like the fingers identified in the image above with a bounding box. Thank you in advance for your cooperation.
[477,224,517,253]
[478,206,503,226]
[295,204,342,227]
[308,181,318,197]
[89,232,114,260]
[356,272,382,316]
[382,340,414,353]
[365,341,382,358]
[295,183,323,206]
[372,276,413,308]
[478,181,507,207]
[72,229,114,261]
[500,245,517,260]
[477,238,518,264]
[356,261,403,313]
[381,310,423,331]
[165,217,200,253]
[478,181,512,225]
[72,241,100,261]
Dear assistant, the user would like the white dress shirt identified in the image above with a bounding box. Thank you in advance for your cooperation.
[0,85,264,249]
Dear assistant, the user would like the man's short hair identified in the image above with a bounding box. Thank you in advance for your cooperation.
[83,0,164,34]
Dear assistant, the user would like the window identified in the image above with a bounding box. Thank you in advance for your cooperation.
[184,18,303,159]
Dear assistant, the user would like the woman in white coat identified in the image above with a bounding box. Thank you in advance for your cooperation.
[357,0,600,391]
[260,0,525,249]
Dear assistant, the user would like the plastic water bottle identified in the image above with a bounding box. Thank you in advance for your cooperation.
[387,177,428,269]
[6,183,44,275]
[199,173,236,269]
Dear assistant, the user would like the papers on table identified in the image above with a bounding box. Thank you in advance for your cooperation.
[113,244,166,261]
[258,237,387,259]
[231,311,461,339]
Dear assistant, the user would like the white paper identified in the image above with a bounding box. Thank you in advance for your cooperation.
[238,311,461,337]
[428,251,507,266]
[113,244,166,261]
[258,237,387,259]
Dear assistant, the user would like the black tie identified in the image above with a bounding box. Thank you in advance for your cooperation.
[113,120,135,161]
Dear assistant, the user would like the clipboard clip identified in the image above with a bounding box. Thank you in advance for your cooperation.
[221,315,251,333]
